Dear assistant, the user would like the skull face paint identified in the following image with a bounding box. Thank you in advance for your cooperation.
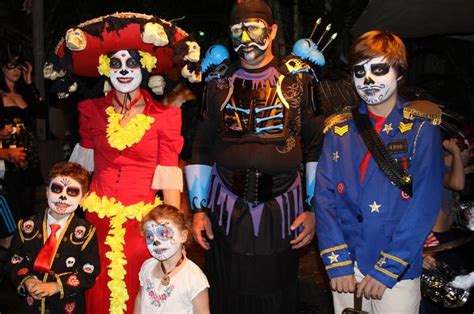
[353,56,398,105]
[109,50,142,93]
[230,19,271,61]
[47,177,83,216]
[144,220,182,261]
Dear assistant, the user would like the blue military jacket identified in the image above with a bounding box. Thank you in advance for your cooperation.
[313,97,444,288]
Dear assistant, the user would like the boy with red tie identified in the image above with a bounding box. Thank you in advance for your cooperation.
[6,161,99,313]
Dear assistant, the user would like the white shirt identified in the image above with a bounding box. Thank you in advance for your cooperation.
[138,257,209,314]
[46,209,72,237]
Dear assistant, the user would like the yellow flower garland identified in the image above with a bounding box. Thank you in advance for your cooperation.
[105,106,155,151]
[82,192,162,314]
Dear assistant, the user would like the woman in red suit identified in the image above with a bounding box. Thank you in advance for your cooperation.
[48,13,201,314]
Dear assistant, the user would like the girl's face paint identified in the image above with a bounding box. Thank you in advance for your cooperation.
[144,220,183,261]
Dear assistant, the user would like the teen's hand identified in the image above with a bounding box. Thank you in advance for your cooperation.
[330,275,357,293]
[31,282,60,298]
[357,274,387,300]
[24,277,42,300]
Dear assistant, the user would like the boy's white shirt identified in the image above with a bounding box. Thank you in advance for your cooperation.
[46,209,72,237]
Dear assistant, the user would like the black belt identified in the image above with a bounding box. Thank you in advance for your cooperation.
[229,168,274,204]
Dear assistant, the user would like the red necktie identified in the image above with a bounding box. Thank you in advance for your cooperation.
[34,224,61,274]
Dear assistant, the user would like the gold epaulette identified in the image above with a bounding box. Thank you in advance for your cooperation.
[403,100,442,125]
[323,110,352,134]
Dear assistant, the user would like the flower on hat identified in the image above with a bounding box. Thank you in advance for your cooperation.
[98,54,111,77]
[139,51,157,73]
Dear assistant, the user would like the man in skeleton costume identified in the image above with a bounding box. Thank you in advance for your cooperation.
[185,1,325,313]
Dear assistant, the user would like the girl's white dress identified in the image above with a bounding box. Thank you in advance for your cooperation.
[137,257,209,313]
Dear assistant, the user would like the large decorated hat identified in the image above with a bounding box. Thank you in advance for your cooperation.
[50,12,200,80]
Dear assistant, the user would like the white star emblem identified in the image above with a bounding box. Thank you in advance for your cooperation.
[382,123,393,134]
[369,201,381,213]
[332,151,340,162]
[377,257,387,266]
[328,252,339,264]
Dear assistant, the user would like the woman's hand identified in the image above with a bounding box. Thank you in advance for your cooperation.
[7,147,27,166]
[21,61,33,84]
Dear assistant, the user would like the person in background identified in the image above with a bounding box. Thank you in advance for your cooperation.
[314,30,444,313]
[424,137,472,257]
[0,118,26,249]
[0,47,42,220]
[421,136,473,313]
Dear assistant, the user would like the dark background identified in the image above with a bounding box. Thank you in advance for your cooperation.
[1,0,473,121]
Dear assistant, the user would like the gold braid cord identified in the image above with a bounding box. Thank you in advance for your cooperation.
[403,100,442,125]
[323,110,353,134]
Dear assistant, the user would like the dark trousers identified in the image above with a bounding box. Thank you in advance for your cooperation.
[205,208,299,314]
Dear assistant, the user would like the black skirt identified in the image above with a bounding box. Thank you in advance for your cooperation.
[205,201,299,314]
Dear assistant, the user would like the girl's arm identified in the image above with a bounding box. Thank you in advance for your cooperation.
[192,288,210,314]
[133,288,143,314]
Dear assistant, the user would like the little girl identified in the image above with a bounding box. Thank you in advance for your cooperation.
[134,205,210,313]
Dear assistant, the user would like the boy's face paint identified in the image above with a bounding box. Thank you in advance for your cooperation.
[353,56,398,105]
[47,176,83,216]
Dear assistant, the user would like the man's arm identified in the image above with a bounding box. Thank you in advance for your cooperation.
[186,83,218,249]
[290,77,324,249]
